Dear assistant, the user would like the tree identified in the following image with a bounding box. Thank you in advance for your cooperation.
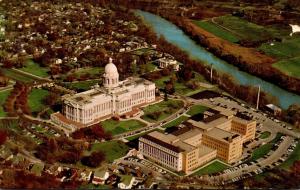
[0,130,7,145]
[81,151,105,167]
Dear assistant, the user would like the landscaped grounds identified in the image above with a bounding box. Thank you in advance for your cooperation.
[141,99,184,123]
[192,160,229,176]
[28,89,49,113]
[0,90,10,117]
[89,141,129,163]
[19,60,49,78]
[101,119,147,136]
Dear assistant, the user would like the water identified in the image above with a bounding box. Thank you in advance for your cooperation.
[136,10,300,109]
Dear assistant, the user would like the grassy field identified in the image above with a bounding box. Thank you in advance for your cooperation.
[19,60,49,78]
[250,133,283,161]
[187,105,208,116]
[28,89,49,113]
[192,160,229,176]
[258,37,300,78]
[272,57,300,78]
[192,20,240,43]
[280,142,300,170]
[0,90,11,117]
[1,69,36,83]
[64,79,101,91]
[162,116,189,128]
[90,141,129,163]
[62,67,104,80]
[141,99,184,123]
[214,15,288,42]
[259,131,271,139]
[101,119,147,136]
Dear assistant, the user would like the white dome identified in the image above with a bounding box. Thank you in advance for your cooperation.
[105,58,118,75]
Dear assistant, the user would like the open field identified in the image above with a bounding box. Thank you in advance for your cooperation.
[214,15,289,42]
[258,37,300,78]
[101,119,147,136]
[192,160,229,176]
[162,116,189,128]
[141,99,184,123]
[0,90,11,117]
[19,60,49,78]
[1,69,36,83]
[259,37,300,59]
[187,105,208,116]
[28,89,49,113]
[192,20,240,43]
[64,79,102,91]
[62,67,104,81]
[89,141,129,163]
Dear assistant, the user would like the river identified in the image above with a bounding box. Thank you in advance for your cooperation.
[136,10,300,109]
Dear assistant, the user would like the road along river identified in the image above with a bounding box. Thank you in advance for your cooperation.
[135,10,300,109]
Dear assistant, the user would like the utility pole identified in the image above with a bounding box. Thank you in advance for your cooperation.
[256,85,261,110]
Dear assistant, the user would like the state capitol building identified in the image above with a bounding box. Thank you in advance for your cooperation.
[51,58,156,129]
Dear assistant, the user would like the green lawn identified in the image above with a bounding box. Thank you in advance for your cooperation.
[272,57,300,79]
[0,90,11,117]
[101,119,147,136]
[214,15,289,42]
[192,20,240,43]
[64,79,102,91]
[162,116,189,128]
[259,37,300,59]
[250,133,283,161]
[280,142,300,170]
[187,105,208,116]
[192,160,229,176]
[19,60,49,78]
[141,99,184,123]
[28,89,49,113]
[259,131,271,139]
[89,141,129,163]
[62,67,104,81]
[2,69,36,83]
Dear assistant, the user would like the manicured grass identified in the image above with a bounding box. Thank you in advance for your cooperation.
[187,105,208,116]
[192,20,240,43]
[192,160,229,176]
[250,133,283,161]
[2,69,36,83]
[259,131,271,139]
[28,89,49,113]
[280,142,300,170]
[64,79,101,91]
[0,90,11,117]
[90,141,129,163]
[162,116,189,128]
[141,99,184,123]
[19,60,49,77]
[272,57,300,79]
[259,37,300,59]
[101,119,147,136]
[72,67,104,76]
[215,15,288,42]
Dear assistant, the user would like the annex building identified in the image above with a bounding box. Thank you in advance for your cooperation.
[139,107,256,173]
[51,58,156,129]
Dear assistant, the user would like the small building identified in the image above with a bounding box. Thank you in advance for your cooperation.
[92,170,109,185]
[264,104,282,116]
[118,175,135,189]
[156,57,180,71]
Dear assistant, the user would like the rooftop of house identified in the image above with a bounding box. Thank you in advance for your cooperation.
[119,175,134,186]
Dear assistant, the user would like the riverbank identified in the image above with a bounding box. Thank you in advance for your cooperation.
[138,9,300,96]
